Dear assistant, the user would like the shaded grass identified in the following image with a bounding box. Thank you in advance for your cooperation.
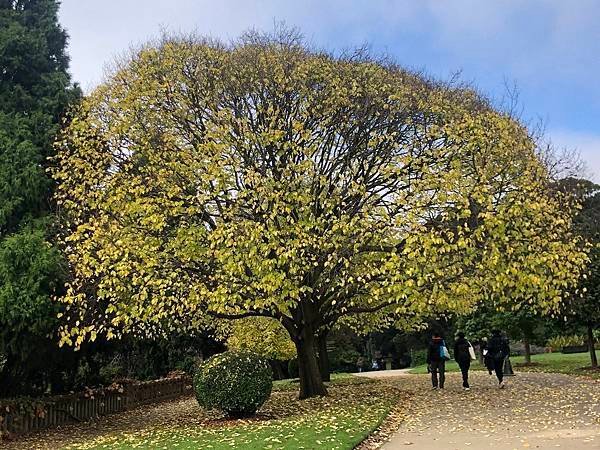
[409,351,600,379]
[272,372,370,391]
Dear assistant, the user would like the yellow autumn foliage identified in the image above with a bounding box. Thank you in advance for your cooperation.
[51,32,586,391]
[226,317,296,361]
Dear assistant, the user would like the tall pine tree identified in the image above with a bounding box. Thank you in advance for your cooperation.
[0,0,79,394]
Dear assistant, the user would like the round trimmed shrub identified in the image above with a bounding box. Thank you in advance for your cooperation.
[193,351,272,417]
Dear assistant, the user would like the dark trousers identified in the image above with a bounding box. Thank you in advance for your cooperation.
[430,360,445,388]
[458,360,470,388]
[492,358,504,383]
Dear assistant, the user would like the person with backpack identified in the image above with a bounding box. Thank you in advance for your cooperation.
[487,329,511,388]
[453,331,474,390]
[426,332,448,390]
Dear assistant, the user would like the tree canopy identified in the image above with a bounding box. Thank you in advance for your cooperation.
[225,317,296,361]
[53,32,586,397]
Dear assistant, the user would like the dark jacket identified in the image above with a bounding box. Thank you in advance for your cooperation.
[426,337,445,364]
[487,334,510,361]
[453,337,471,363]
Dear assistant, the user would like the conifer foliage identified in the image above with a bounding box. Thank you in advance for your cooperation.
[0,0,79,394]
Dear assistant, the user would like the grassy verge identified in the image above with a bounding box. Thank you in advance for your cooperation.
[53,374,405,450]
[409,351,599,379]
[271,372,364,391]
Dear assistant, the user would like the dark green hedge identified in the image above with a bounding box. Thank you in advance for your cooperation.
[194,351,272,417]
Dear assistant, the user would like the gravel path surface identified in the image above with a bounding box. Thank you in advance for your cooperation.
[379,371,600,450]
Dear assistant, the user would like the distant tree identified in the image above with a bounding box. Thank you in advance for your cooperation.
[457,307,553,363]
[0,0,80,394]
[577,247,600,368]
[53,31,586,398]
[557,178,600,368]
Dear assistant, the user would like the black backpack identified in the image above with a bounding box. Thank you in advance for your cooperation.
[488,336,507,360]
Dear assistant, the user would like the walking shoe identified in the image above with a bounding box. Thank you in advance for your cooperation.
[464,387,470,391]
[499,381,505,389]
[432,386,438,390]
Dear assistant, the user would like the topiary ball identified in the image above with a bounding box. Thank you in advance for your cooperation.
[193,351,273,417]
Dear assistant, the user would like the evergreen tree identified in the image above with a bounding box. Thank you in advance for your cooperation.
[0,0,80,395]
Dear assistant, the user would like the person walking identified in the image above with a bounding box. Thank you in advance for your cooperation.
[356,356,365,373]
[371,358,378,371]
[487,329,510,388]
[426,332,447,390]
[454,332,473,390]
[481,337,493,375]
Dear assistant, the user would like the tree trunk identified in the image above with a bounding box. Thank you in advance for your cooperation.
[295,332,328,399]
[587,323,598,369]
[523,338,531,364]
[317,332,330,382]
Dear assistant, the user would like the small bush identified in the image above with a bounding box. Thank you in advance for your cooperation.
[98,357,126,384]
[329,348,361,373]
[194,351,272,417]
[410,349,428,367]
[175,355,201,376]
[509,342,546,356]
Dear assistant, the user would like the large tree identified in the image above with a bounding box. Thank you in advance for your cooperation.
[53,32,585,398]
[0,0,79,394]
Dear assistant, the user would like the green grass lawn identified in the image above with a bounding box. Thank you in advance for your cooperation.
[409,351,599,379]
[56,374,404,450]
[271,372,364,391]
[81,403,385,450]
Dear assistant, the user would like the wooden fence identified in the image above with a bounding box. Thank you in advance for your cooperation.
[0,375,192,438]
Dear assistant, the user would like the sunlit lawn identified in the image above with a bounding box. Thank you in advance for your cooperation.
[81,405,383,449]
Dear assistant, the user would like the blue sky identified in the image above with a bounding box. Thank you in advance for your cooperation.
[59,0,600,179]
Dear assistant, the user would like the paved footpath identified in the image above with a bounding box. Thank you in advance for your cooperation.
[367,371,599,450]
